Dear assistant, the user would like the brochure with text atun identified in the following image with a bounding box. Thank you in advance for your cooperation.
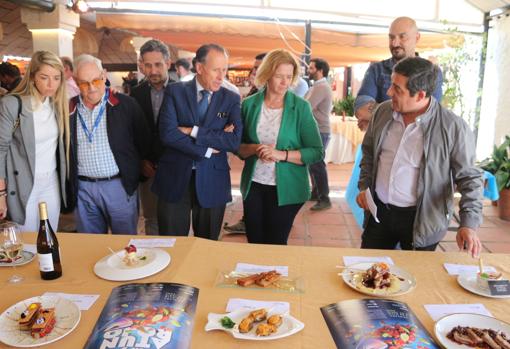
[84,283,199,349]
[321,298,440,349]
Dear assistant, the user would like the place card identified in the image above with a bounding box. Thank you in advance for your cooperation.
[226,298,290,314]
[488,280,510,296]
[343,256,394,266]
[424,304,492,321]
[443,263,497,275]
[235,263,288,276]
[365,188,380,223]
[43,292,99,310]
[128,238,176,248]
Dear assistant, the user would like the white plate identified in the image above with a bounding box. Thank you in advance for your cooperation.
[0,251,35,267]
[93,248,170,281]
[0,295,81,348]
[341,262,416,297]
[434,313,510,349]
[457,273,510,299]
[205,308,304,340]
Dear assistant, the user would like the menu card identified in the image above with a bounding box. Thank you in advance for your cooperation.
[84,283,198,349]
[343,256,394,266]
[226,298,289,314]
[43,292,99,310]
[128,238,176,248]
[321,299,440,349]
[443,263,497,275]
[488,280,510,296]
[423,304,492,321]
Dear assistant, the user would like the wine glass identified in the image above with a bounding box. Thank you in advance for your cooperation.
[0,221,24,283]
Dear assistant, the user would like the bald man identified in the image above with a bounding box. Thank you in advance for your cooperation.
[354,17,443,128]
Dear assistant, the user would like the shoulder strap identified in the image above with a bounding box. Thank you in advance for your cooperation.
[12,94,21,134]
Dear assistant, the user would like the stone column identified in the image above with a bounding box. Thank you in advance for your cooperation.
[20,3,79,58]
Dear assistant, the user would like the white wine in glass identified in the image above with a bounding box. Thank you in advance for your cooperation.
[0,221,24,283]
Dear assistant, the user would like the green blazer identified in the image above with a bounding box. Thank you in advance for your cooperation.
[240,89,323,206]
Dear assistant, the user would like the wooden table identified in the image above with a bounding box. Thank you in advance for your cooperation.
[325,116,365,164]
[1,233,510,348]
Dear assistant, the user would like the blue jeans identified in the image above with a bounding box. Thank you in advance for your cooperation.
[309,133,330,201]
[76,178,138,234]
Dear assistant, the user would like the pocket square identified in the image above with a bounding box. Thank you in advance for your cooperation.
[217,112,228,118]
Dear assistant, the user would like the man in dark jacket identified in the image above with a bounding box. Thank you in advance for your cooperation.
[130,39,175,235]
[69,54,150,234]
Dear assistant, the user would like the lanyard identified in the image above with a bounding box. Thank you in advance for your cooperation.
[77,89,109,143]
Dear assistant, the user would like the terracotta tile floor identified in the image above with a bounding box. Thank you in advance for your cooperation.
[221,157,510,254]
[59,157,510,253]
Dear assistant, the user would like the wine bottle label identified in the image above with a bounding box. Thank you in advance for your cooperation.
[38,253,54,272]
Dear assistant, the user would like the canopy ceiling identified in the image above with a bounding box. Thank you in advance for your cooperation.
[95,13,459,67]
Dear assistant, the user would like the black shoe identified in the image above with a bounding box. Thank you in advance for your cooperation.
[223,220,246,233]
[310,200,332,211]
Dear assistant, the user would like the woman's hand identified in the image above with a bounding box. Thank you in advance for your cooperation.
[0,196,8,220]
[256,144,285,163]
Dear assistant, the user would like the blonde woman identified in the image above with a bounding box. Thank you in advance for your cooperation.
[239,49,323,245]
[0,51,69,232]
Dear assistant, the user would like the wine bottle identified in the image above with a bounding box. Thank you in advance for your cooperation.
[36,202,62,280]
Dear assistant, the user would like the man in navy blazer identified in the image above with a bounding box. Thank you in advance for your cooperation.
[153,43,242,240]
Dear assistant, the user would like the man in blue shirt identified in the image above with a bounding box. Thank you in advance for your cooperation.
[354,17,443,129]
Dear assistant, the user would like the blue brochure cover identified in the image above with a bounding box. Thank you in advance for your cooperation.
[84,283,199,349]
[321,298,440,349]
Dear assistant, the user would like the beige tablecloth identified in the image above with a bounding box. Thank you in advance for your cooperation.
[1,233,510,348]
[325,116,365,164]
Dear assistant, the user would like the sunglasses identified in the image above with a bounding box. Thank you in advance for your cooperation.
[77,77,104,91]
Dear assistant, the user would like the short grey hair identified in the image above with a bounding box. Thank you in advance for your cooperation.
[73,54,103,75]
[140,39,170,61]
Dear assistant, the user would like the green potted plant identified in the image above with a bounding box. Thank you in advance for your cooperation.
[480,135,510,220]
[333,95,355,117]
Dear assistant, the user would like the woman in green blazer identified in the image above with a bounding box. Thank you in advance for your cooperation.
[238,49,323,245]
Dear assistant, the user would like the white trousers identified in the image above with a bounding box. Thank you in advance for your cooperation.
[19,170,60,233]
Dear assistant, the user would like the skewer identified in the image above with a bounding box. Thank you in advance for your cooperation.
[478,256,484,274]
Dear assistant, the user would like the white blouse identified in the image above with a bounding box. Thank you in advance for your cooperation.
[32,97,58,175]
[251,104,283,186]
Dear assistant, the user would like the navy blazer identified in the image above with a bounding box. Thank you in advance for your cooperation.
[152,78,242,208]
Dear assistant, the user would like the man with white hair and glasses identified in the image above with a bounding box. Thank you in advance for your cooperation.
[68,54,150,234]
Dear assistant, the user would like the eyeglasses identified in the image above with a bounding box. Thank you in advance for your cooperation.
[77,77,104,91]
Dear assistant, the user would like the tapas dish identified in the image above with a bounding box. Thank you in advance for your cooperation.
[341,262,416,297]
[215,270,303,293]
[93,246,171,281]
[0,250,35,267]
[205,307,304,340]
[0,295,80,347]
[457,273,510,299]
[435,313,510,349]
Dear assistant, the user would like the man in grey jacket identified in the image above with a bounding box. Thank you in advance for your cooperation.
[356,57,483,258]
[305,58,333,210]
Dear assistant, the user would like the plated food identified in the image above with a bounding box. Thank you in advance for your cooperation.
[477,271,504,291]
[435,313,510,349]
[216,270,303,293]
[457,273,510,299]
[122,244,147,266]
[93,247,170,281]
[0,250,35,267]
[341,262,416,297]
[447,325,510,348]
[205,307,304,340]
[0,296,80,348]
[236,270,282,288]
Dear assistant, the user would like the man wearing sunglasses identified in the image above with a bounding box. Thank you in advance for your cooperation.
[68,54,150,234]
